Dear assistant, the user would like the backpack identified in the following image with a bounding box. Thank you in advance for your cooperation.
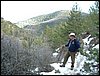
[74,39,81,51]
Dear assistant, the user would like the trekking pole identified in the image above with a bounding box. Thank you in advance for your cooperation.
[57,47,62,63]
[56,45,65,63]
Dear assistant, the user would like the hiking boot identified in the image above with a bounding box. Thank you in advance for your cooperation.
[70,67,74,70]
[71,63,74,68]
[71,64,74,70]
[71,65,74,67]
[60,64,65,67]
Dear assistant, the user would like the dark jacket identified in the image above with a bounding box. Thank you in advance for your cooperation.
[65,39,80,52]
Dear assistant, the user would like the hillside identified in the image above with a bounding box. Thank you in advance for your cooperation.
[24,17,68,33]
[16,10,87,34]
[1,18,21,36]
[15,10,70,28]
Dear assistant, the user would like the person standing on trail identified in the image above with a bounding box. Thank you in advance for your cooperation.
[60,33,80,70]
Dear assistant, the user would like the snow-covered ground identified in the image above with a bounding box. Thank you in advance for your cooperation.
[40,52,86,75]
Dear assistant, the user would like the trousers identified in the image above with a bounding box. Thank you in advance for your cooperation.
[63,51,77,67]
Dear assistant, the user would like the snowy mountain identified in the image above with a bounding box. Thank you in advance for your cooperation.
[15,10,87,29]
[15,10,70,28]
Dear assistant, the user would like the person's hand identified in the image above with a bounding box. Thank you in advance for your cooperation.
[77,49,79,52]
[61,45,65,48]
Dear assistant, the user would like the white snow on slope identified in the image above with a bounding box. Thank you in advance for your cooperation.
[92,44,99,50]
[53,52,59,57]
[35,67,39,71]
[40,18,58,23]
[82,35,94,45]
[55,48,60,52]
[82,35,94,51]
[40,52,86,75]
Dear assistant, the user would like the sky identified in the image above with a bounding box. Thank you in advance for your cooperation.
[1,1,95,23]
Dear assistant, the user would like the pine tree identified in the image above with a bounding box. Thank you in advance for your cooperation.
[83,1,99,75]
[66,3,84,36]
[89,1,99,37]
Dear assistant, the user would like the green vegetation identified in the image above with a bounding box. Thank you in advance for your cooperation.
[1,18,20,36]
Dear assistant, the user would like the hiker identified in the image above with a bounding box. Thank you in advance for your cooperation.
[60,33,80,70]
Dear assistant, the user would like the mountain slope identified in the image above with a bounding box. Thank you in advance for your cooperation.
[23,16,68,34]
[15,10,87,35]
[1,18,21,36]
[15,10,70,28]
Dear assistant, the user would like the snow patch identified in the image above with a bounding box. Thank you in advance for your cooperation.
[40,18,58,23]
[35,67,39,71]
[92,44,99,50]
[82,35,94,45]
[83,44,89,51]
[86,59,95,63]
[40,70,61,75]
[53,52,59,57]
[55,48,60,52]
[86,50,90,54]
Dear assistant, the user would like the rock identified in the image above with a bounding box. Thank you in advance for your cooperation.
[76,73,81,75]
[81,32,90,39]
[55,69,60,73]
[39,64,54,72]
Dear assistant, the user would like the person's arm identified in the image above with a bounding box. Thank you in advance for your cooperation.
[75,39,80,51]
[61,42,69,48]
[65,40,70,47]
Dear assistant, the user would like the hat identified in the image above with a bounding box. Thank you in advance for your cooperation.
[69,33,75,36]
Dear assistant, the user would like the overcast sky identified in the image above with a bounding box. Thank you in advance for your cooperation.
[1,1,95,23]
